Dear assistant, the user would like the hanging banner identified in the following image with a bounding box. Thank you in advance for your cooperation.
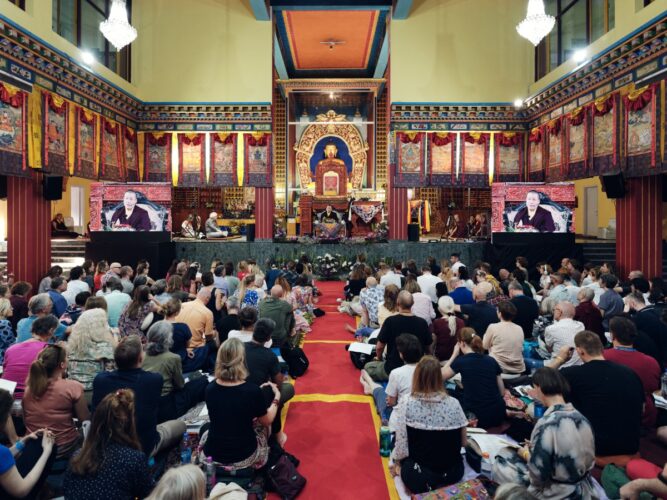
[244,132,272,187]
[177,133,205,187]
[42,92,69,176]
[546,118,565,182]
[122,126,139,182]
[428,132,456,186]
[394,131,425,187]
[590,93,618,175]
[527,127,545,182]
[566,107,588,179]
[143,132,171,183]
[623,83,659,177]
[495,132,523,182]
[210,132,237,186]
[460,132,489,187]
[99,117,124,181]
[75,107,97,179]
[0,82,28,177]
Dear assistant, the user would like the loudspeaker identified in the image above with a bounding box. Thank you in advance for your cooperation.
[246,223,256,242]
[662,174,667,202]
[0,176,6,199]
[600,173,625,199]
[42,175,63,200]
[408,224,420,242]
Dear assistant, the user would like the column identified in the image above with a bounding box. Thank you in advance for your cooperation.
[388,186,408,240]
[255,186,275,240]
[7,173,51,288]
[616,175,663,278]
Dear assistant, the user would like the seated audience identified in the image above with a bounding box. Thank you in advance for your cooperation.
[199,271,224,325]
[574,287,604,343]
[430,296,464,362]
[258,285,295,348]
[216,295,240,343]
[0,298,14,365]
[175,288,216,371]
[344,265,367,300]
[598,273,624,331]
[377,284,400,327]
[166,275,190,303]
[23,345,89,459]
[508,281,539,339]
[626,291,667,363]
[60,291,90,326]
[534,301,584,370]
[0,389,56,499]
[17,294,68,342]
[237,275,264,310]
[38,266,62,294]
[67,308,116,403]
[404,277,435,325]
[118,285,156,343]
[51,213,79,238]
[447,277,474,305]
[483,301,525,375]
[380,263,403,288]
[119,266,134,295]
[547,273,570,304]
[494,367,597,498]
[619,461,667,499]
[145,464,206,500]
[9,281,31,331]
[561,331,644,457]
[417,266,442,305]
[201,338,280,470]
[604,317,660,427]
[455,282,498,338]
[161,298,192,367]
[92,335,186,457]
[229,307,271,347]
[291,275,314,315]
[391,356,468,494]
[47,277,68,318]
[64,390,153,499]
[3,315,58,399]
[142,321,207,423]
[359,277,385,328]
[365,291,432,382]
[100,276,131,328]
[442,327,506,429]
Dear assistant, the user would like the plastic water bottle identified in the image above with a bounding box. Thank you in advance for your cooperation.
[379,426,392,457]
[481,452,493,480]
[180,432,191,464]
[661,369,667,397]
[205,456,216,494]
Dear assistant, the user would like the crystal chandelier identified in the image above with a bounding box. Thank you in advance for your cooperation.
[516,0,555,46]
[99,0,137,51]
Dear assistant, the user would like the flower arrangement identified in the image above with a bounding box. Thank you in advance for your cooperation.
[313,253,352,280]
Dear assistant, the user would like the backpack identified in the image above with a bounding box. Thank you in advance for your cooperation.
[349,350,373,370]
[281,345,309,378]
[267,454,306,499]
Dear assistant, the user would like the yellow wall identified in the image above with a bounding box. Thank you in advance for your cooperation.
[391,0,533,103]
[573,177,616,234]
[530,0,667,94]
[51,177,96,231]
[131,0,272,103]
[0,199,6,241]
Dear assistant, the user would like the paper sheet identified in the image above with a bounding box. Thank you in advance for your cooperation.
[348,342,375,355]
[469,434,519,464]
[0,378,16,395]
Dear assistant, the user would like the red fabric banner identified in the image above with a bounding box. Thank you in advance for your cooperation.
[177,133,205,186]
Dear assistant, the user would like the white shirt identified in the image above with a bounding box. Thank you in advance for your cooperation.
[411,292,436,325]
[544,318,585,368]
[63,279,90,305]
[417,273,442,304]
[228,329,272,348]
[386,363,417,431]
[451,262,465,274]
[584,282,604,305]
[380,271,402,289]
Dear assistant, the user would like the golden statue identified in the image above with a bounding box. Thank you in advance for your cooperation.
[314,142,347,196]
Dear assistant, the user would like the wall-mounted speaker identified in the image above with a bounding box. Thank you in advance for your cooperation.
[0,175,6,199]
[600,173,625,199]
[42,175,63,201]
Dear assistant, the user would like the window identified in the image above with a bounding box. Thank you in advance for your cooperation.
[6,0,25,9]
[52,0,131,81]
[535,0,615,81]
[70,185,85,229]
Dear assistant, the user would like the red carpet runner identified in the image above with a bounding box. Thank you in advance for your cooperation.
[273,281,397,499]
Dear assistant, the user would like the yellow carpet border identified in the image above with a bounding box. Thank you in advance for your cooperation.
[303,339,352,344]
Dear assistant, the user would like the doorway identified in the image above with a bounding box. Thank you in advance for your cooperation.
[584,186,598,237]
[71,185,85,233]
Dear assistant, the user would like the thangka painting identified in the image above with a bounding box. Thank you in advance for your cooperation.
[42,93,68,176]
[210,133,237,187]
[144,133,171,183]
[528,128,544,182]
[460,133,488,187]
[593,109,614,157]
[495,133,522,182]
[75,109,97,180]
[122,128,139,182]
[0,83,28,177]
[178,133,205,187]
[568,122,585,163]
[591,95,616,175]
[624,84,658,176]
[429,133,455,186]
[566,108,587,179]
[394,132,424,187]
[546,119,565,182]
[99,119,124,182]
[627,106,653,156]
[244,133,272,187]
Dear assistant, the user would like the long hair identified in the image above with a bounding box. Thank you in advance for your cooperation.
[145,464,206,500]
[215,338,248,382]
[68,308,116,357]
[126,285,150,319]
[459,327,484,353]
[26,345,66,398]
[276,276,291,293]
[437,296,458,337]
[383,285,400,312]
[0,298,11,320]
[412,355,446,396]
[237,274,255,304]
[69,389,141,476]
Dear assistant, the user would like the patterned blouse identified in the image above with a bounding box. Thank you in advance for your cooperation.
[0,319,15,365]
[117,303,153,343]
[291,286,314,314]
[391,393,468,462]
[68,339,116,391]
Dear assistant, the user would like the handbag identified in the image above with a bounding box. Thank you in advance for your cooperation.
[280,344,309,378]
[266,454,306,499]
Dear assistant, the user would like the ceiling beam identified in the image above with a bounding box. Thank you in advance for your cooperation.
[373,34,389,79]
[271,0,391,10]
[273,33,289,80]
[392,0,412,19]
[250,0,270,20]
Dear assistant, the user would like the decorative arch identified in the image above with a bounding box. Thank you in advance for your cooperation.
[294,110,368,189]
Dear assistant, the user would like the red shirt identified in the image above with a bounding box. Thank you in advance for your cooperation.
[604,347,660,427]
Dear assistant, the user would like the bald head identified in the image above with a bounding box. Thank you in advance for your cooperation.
[271,285,284,298]
[556,301,575,319]
[366,277,377,288]
[397,290,414,311]
[473,282,493,301]
[196,288,212,303]
[449,277,461,290]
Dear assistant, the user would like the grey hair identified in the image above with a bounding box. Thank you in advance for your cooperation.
[579,287,595,302]
[151,279,167,295]
[29,293,52,315]
[146,321,174,356]
[226,295,240,309]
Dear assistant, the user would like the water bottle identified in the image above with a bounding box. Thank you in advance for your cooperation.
[661,369,667,398]
[481,452,493,480]
[180,432,191,464]
[205,456,216,494]
[379,426,392,457]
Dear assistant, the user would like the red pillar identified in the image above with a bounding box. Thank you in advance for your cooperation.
[7,172,51,287]
[255,186,275,240]
[616,175,663,278]
[388,186,407,240]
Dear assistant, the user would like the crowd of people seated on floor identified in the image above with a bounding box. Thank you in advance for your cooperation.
[343,252,667,497]
[0,255,322,498]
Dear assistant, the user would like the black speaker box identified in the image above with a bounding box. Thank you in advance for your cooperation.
[600,173,625,199]
[246,223,256,242]
[0,175,6,199]
[42,175,63,200]
[408,223,420,242]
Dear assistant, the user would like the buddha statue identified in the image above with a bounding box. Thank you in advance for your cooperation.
[314,142,347,196]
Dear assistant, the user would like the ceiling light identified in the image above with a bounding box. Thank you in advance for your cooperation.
[514,99,524,108]
[516,0,555,46]
[572,49,587,63]
[81,51,95,65]
[99,0,137,51]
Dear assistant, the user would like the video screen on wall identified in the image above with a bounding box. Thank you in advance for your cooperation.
[101,188,169,232]
[492,183,575,234]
